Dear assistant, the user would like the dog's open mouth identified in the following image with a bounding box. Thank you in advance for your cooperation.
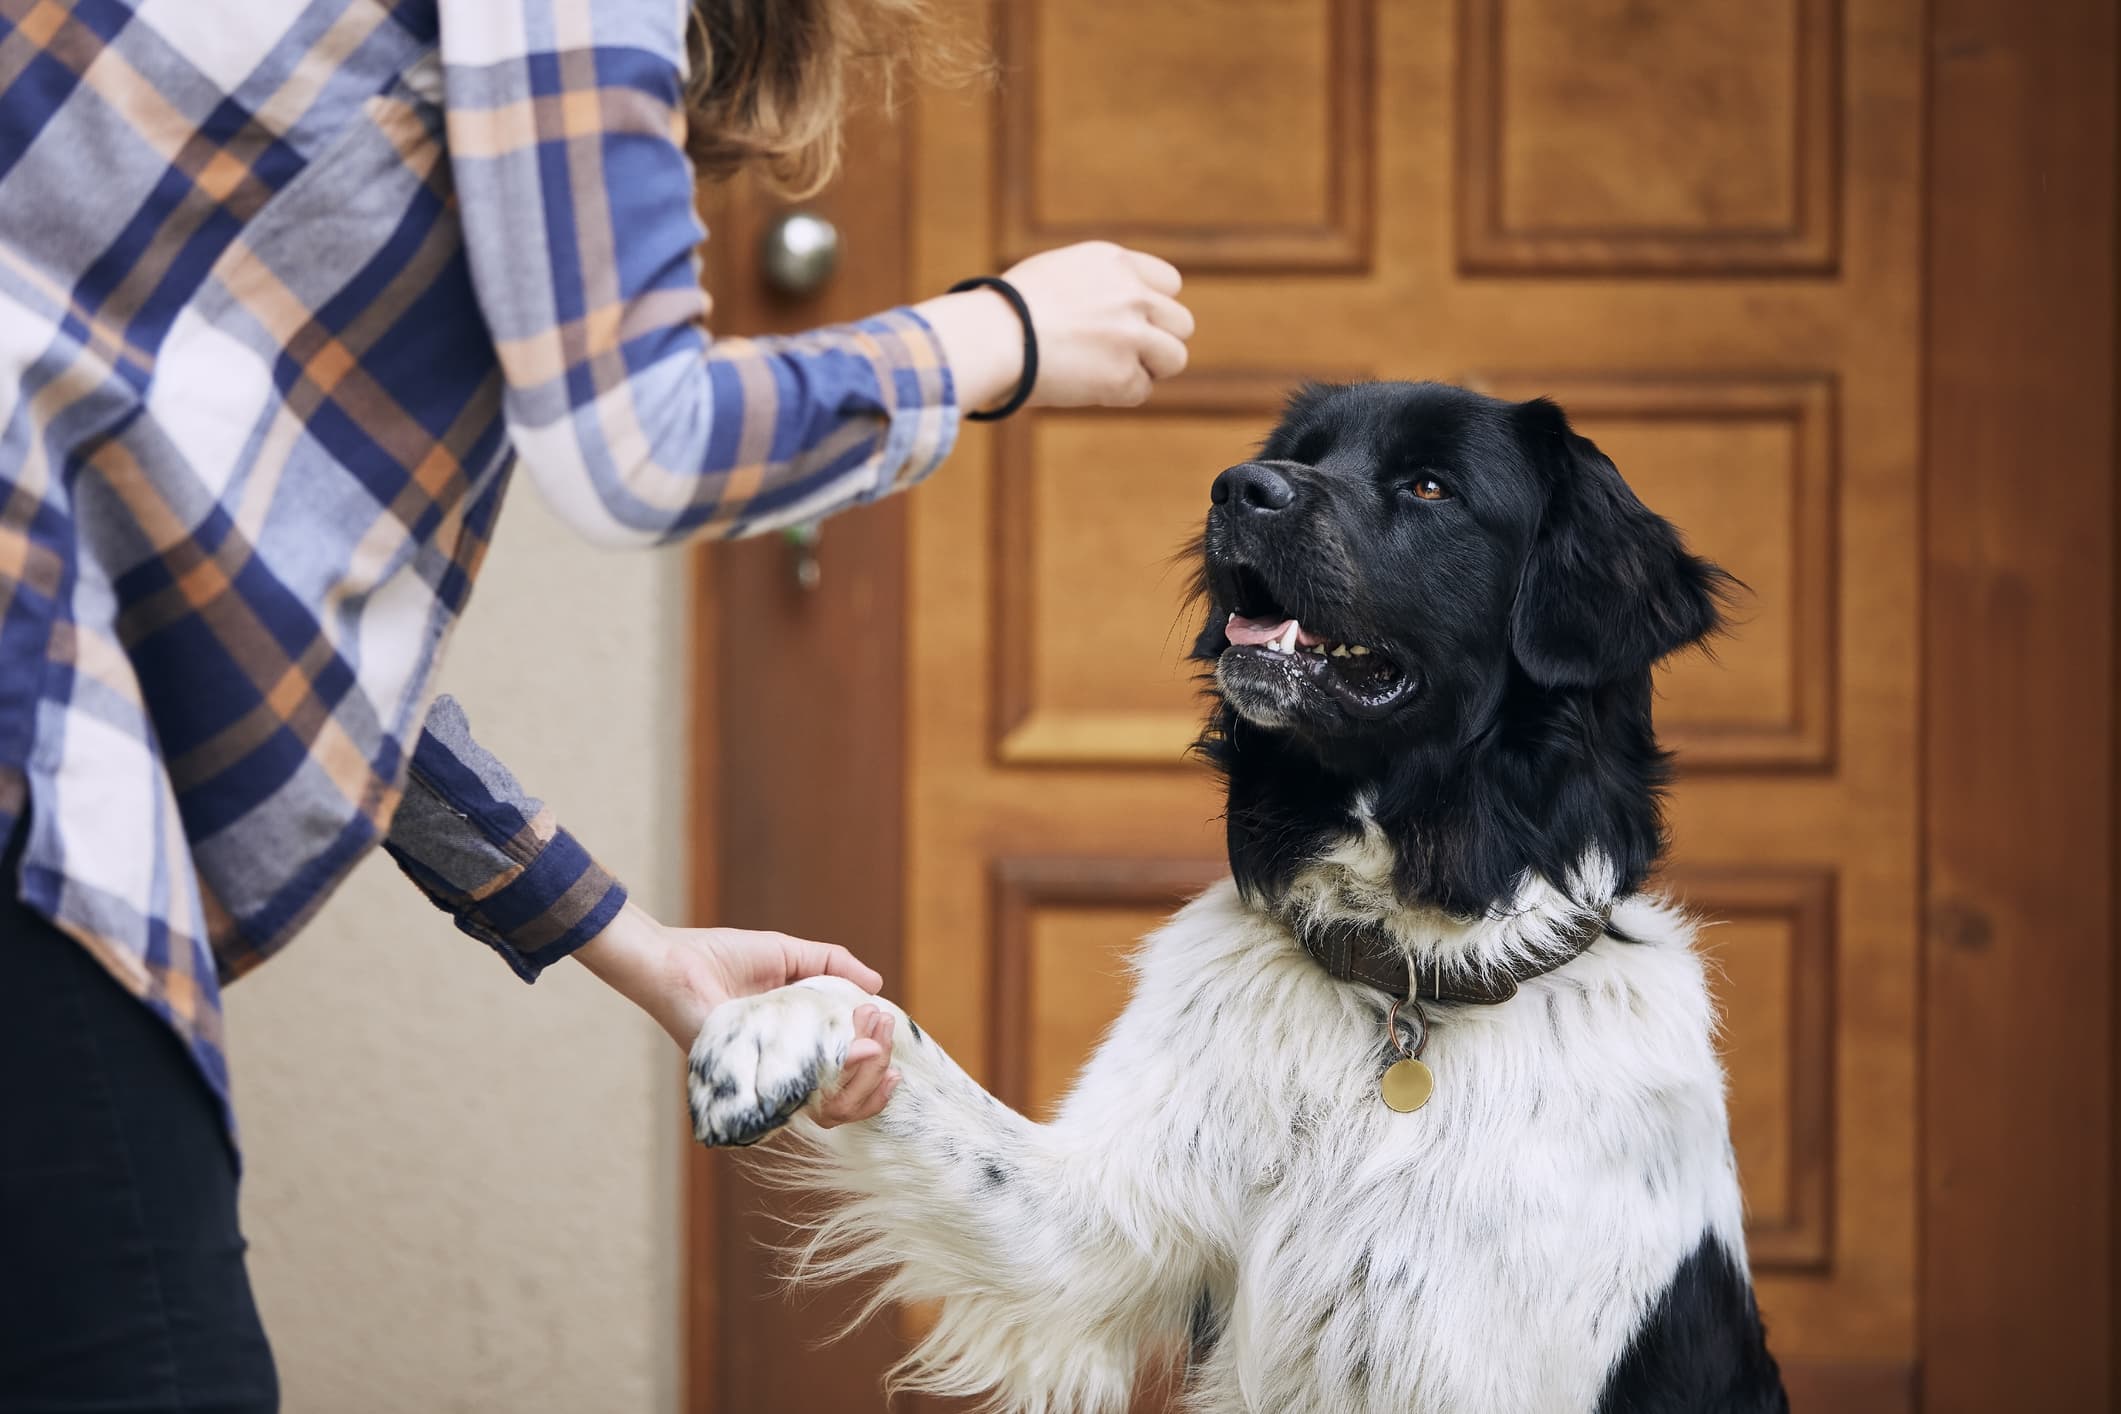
[1217,568,1418,719]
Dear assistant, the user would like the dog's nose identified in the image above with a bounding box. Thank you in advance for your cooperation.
[1212,463,1295,514]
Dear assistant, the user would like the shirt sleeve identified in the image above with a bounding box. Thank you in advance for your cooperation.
[384,694,628,982]
[437,0,958,547]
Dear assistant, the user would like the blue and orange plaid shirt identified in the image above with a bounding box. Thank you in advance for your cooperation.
[0,0,959,1138]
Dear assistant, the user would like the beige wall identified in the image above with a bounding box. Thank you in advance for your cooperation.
[225,489,691,1414]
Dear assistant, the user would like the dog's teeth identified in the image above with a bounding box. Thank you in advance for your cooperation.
[1348,644,1371,656]
[1276,622,1300,654]
[1330,644,1349,657]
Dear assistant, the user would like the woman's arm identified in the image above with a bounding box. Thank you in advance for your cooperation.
[436,1,1189,547]
[385,694,900,1119]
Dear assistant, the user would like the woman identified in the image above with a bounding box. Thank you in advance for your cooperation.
[0,0,1194,1407]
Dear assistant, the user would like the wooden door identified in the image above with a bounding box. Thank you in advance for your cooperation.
[898,0,1919,1406]
[694,2,2121,1410]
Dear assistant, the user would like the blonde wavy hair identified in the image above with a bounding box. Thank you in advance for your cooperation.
[684,0,987,196]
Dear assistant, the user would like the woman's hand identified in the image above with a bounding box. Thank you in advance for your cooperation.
[917,241,1194,414]
[575,902,899,1126]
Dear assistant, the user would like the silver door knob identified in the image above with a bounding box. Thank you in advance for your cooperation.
[759,211,840,298]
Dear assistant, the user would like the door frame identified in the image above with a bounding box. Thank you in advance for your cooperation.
[683,108,921,1414]
[1918,2,2117,1409]
[684,2,2121,1407]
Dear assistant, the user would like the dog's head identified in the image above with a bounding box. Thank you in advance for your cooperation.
[1193,381,1733,913]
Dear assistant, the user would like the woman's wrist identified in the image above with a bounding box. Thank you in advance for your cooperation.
[913,288,1024,414]
[575,909,889,1052]
[575,902,717,1045]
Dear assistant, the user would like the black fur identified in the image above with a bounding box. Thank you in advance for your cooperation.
[1190,380,1737,918]
[1594,1237,1787,1414]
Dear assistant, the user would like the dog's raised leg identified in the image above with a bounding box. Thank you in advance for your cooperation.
[689,976,1222,1414]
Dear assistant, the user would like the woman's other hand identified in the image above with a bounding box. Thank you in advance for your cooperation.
[919,241,1194,413]
[575,903,900,1125]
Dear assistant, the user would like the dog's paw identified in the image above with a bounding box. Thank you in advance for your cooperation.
[687,976,868,1147]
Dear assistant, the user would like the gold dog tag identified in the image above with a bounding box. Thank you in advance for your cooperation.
[1380,1057,1434,1113]
[1381,992,1434,1113]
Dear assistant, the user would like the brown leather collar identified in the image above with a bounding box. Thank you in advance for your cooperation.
[1295,907,1615,1005]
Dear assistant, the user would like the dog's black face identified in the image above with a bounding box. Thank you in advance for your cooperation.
[1194,381,1732,916]
[1201,383,1546,750]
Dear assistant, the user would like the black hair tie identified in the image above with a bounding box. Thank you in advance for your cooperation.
[947,275,1038,421]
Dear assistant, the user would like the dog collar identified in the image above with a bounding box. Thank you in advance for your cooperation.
[1286,902,1619,1115]
[1294,906,1615,1005]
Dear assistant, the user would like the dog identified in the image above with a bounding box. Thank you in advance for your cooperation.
[688,381,1788,1414]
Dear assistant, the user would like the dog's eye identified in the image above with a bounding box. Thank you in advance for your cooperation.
[1404,476,1451,502]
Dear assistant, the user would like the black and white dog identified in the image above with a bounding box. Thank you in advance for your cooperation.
[690,381,1788,1414]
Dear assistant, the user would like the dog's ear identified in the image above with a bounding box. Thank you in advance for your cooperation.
[1508,398,1734,688]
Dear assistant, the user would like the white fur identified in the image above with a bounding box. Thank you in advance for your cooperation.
[689,849,1746,1414]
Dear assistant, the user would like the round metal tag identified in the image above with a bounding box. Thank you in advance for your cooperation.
[1380,1056,1434,1113]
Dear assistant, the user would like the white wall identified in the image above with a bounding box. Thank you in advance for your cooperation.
[225,489,691,1414]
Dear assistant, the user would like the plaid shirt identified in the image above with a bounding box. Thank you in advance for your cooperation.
[0,0,959,1139]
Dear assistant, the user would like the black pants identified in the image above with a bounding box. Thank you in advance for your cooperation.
[0,844,278,1412]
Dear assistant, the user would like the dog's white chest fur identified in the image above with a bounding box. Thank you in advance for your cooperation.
[1130,883,1746,1412]
[689,877,1748,1414]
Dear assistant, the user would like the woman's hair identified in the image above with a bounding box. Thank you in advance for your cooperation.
[684,0,986,196]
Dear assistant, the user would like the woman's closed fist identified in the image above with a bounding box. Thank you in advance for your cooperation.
[917,242,1195,416]
[1002,241,1194,408]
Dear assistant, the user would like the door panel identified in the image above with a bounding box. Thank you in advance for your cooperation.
[903,0,1920,1403]
[1458,0,1840,273]
[998,0,1373,270]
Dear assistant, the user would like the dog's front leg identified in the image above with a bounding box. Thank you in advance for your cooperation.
[689,976,1215,1414]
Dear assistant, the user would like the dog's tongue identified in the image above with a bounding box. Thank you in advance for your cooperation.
[1226,613,1320,647]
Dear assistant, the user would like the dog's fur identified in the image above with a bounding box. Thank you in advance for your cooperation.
[689,381,1786,1414]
